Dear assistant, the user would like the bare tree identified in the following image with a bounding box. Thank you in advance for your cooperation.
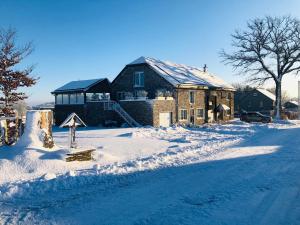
[221,16,300,119]
[267,87,290,104]
[0,28,38,116]
[231,83,255,92]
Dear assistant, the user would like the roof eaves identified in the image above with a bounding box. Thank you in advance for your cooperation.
[83,78,106,92]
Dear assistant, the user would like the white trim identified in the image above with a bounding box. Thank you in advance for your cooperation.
[196,108,204,118]
[179,109,188,121]
[134,71,145,87]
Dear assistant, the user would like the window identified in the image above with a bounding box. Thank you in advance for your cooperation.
[117,92,126,100]
[260,101,264,108]
[189,91,195,104]
[86,93,100,102]
[62,94,69,104]
[56,94,62,104]
[86,93,110,102]
[134,71,144,87]
[77,93,84,104]
[70,94,77,104]
[180,109,188,120]
[104,93,110,100]
[227,93,231,100]
[197,108,204,118]
[56,93,84,105]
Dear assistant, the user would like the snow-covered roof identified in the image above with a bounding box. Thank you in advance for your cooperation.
[287,100,299,106]
[60,112,87,128]
[256,88,276,101]
[129,56,234,89]
[53,79,105,93]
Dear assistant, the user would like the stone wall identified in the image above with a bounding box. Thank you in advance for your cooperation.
[152,99,176,127]
[119,100,154,126]
[176,88,206,126]
[210,90,235,122]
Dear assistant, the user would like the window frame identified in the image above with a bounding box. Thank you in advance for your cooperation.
[69,93,77,104]
[134,71,145,87]
[196,108,204,118]
[117,92,126,100]
[179,109,188,121]
[55,94,63,105]
[76,93,84,104]
[189,91,195,104]
[62,94,69,105]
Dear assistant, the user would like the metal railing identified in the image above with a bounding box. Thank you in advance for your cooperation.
[103,100,141,127]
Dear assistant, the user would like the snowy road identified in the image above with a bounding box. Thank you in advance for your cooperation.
[1,122,300,224]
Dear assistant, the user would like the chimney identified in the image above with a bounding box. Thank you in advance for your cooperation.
[203,64,207,72]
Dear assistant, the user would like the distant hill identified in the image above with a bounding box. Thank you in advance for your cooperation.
[32,102,54,110]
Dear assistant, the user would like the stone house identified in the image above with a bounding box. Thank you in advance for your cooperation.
[234,88,275,115]
[52,56,235,127]
[111,57,235,127]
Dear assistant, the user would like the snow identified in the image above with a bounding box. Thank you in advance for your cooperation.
[287,100,299,106]
[17,111,47,148]
[129,56,234,89]
[257,88,276,101]
[53,78,104,93]
[217,103,230,110]
[1,120,300,224]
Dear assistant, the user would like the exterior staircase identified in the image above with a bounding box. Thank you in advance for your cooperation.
[104,100,141,127]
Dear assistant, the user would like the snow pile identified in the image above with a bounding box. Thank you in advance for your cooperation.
[16,111,45,148]
[1,120,300,224]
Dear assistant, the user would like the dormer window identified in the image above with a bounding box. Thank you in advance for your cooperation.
[134,71,144,87]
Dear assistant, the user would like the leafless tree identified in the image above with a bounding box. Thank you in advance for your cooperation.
[221,16,300,118]
[0,28,38,116]
[267,87,290,104]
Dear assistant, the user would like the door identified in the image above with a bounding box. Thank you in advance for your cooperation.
[190,109,195,124]
[159,112,171,127]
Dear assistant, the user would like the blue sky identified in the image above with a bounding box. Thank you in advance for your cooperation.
[1,0,300,105]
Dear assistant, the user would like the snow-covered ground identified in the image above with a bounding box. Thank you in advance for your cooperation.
[1,119,300,224]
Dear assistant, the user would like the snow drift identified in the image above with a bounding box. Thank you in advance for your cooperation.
[17,110,52,148]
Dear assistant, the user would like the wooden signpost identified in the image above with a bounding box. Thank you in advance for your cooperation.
[60,113,95,162]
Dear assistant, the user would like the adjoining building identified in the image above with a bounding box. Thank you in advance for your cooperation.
[234,88,275,115]
[284,100,298,112]
[52,57,235,127]
[51,78,117,126]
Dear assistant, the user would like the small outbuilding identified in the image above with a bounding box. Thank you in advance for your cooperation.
[51,78,116,126]
[234,88,275,115]
[284,100,299,112]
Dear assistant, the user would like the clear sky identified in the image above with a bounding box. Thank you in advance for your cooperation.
[1,0,300,105]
